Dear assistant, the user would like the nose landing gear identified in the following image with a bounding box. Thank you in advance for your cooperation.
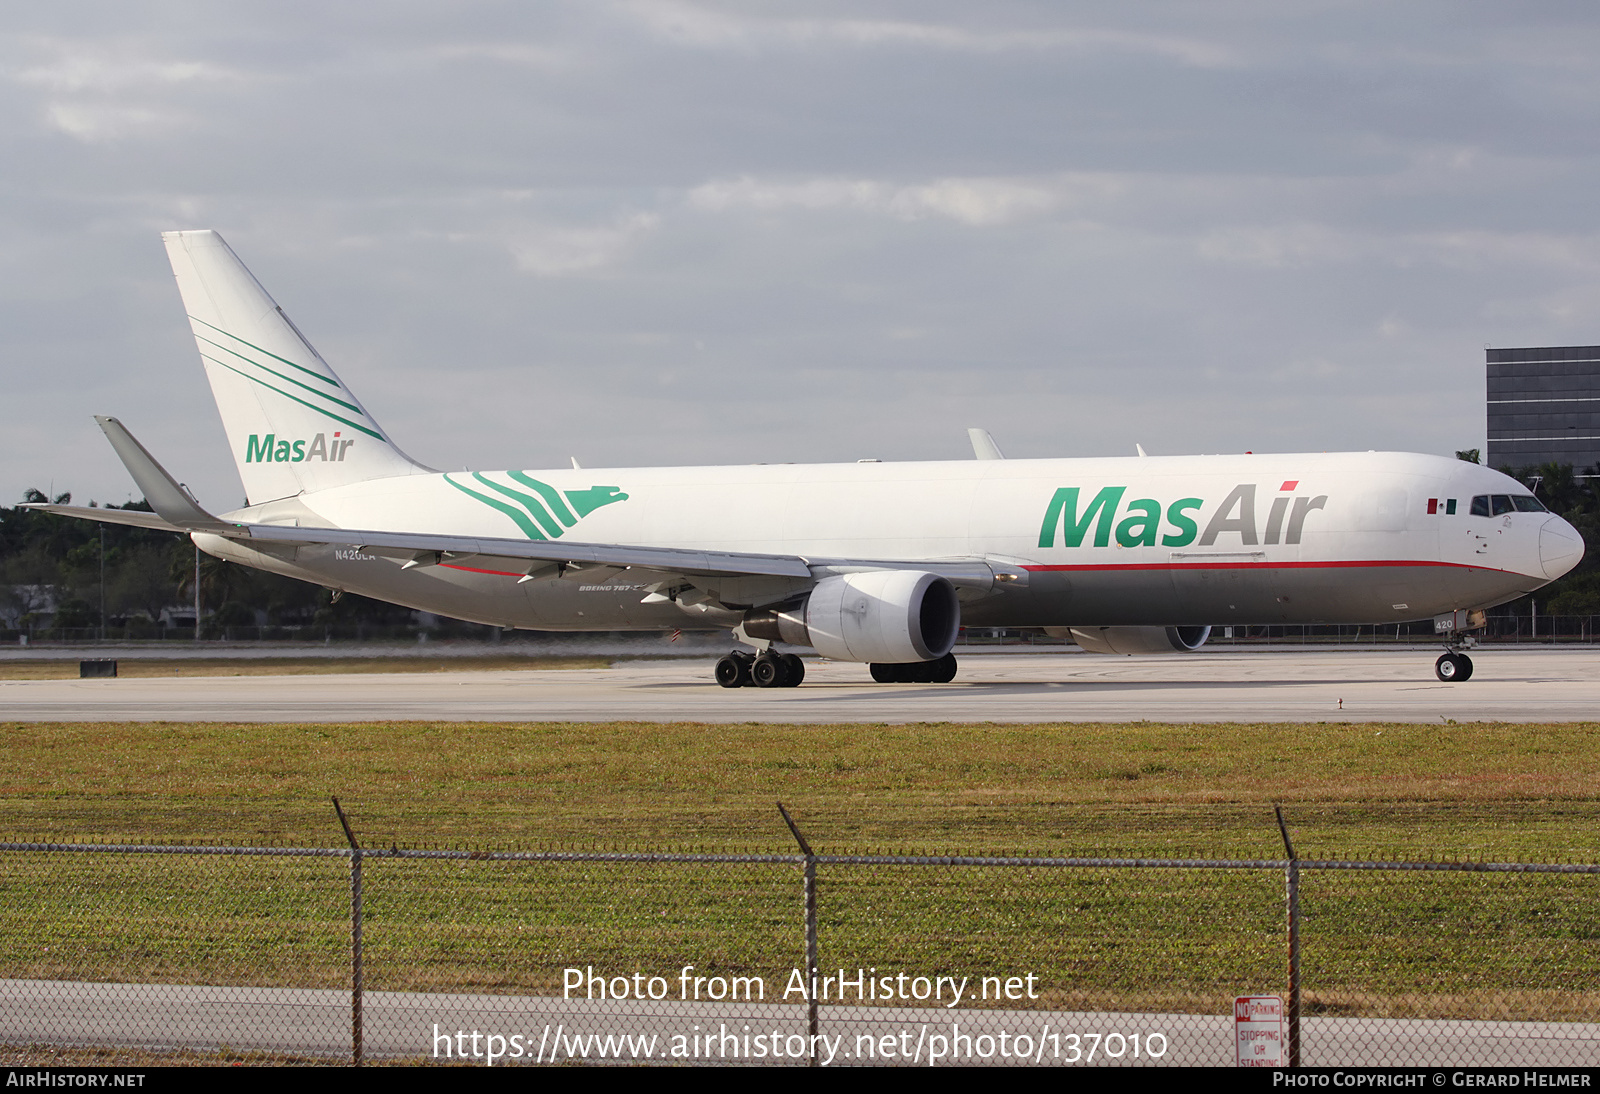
[1432,609,1484,683]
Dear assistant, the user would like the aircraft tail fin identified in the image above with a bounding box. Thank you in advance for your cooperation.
[162,229,430,504]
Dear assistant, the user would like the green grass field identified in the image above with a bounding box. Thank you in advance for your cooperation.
[1,718,1597,1024]
[2,718,1597,855]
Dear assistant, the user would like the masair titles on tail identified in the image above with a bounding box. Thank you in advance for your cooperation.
[33,230,1586,687]
[161,229,430,501]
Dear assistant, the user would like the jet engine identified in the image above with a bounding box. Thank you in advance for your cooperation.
[743,570,961,663]
[1050,625,1212,655]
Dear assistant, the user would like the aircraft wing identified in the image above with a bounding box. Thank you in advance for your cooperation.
[28,502,1001,586]
[33,415,1011,590]
[231,521,817,579]
[236,522,1012,588]
[23,497,812,578]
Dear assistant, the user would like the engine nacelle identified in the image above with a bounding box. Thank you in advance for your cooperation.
[744,570,961,663]
[1049,625,1212,655]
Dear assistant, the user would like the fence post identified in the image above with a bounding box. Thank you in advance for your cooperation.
[777,802,819,1068]
[1274,804,1301,1068]
[333,797,364,1067]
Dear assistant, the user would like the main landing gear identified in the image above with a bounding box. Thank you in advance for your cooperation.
[713,651,961,686]
[869,653,958,684]
[716,650,806,689]
[1435,651,1474,682]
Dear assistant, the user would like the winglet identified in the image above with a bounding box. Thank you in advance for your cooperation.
[94,416,235,531]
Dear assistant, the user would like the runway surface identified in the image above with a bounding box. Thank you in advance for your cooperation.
[4,646,1598,723]
[5,979,1594,1066]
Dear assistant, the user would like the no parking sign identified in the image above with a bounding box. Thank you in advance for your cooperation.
[1235,995,1284,1067]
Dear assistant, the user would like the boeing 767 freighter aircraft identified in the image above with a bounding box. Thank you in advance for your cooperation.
[32,231,1586,687]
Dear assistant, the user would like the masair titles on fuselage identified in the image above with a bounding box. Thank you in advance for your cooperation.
[1039,482,1326,548]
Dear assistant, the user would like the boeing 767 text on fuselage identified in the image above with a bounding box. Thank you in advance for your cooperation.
[33,231,1585,687]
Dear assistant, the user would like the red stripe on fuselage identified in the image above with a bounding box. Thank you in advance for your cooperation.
[1022,559,1518,575]
[440,563,525,577]
[439,559,1527,579]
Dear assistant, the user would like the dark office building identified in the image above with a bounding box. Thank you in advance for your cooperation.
[1486,345,1600,472]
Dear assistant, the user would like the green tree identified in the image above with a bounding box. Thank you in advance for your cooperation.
[1498,462,1600,616]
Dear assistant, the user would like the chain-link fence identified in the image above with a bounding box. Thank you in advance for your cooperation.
[1293,860,1600,1067]
[1,809,1596,1067]
[0,843,350,1065]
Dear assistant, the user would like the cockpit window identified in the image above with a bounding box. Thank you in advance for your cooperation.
[1476,494,1547,515]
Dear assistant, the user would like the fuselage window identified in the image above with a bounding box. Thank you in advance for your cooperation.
[1470,495,1490,517]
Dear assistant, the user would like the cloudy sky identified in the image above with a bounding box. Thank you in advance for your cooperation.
[4,2,1599,508]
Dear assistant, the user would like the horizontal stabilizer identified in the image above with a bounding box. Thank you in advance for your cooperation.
[19,503,186,533]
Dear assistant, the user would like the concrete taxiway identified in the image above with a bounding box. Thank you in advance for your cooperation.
[4,646,1598,723]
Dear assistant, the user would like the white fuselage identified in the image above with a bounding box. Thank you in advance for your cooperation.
[201,449,1583,634]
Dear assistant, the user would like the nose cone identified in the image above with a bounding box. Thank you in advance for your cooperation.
[1540,516,1586,579]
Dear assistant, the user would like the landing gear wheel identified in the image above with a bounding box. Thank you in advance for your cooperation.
[869,653,958,683]
[782,654,805,687]
[1435,653,1473,682]
[752,653,789,689]
[715,652,752,688]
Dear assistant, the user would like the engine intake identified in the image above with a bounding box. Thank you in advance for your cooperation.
[744,570,961,664]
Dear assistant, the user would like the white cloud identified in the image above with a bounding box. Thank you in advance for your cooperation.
[9,45,237,93]
[507,212,661,275]
[1195,221,1600,275]
[5,38,246,143]
[1410,230,1600,274]
[888,179,1057,225]
[1195,223,1356,269]
[423,42,583,73]
[687,175,1058,226]
[1486,281,1600,325]
[612,0,1237,65]
[43,102,179,142]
